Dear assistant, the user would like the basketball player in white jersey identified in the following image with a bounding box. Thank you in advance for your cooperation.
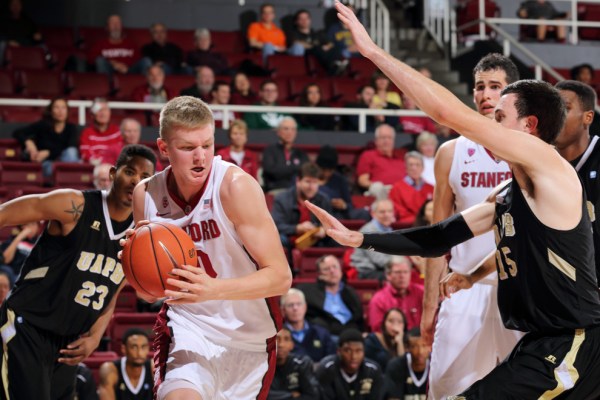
[130,96,292,400]
[419,54,524,399]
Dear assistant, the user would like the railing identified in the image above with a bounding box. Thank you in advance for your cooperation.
[369,0,391,53]
[423,0,452,50]
[0,98,429,133]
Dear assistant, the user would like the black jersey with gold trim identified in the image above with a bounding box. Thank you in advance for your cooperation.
[571,135,600,282]
[494,178,600,333]
[6,190,132,337]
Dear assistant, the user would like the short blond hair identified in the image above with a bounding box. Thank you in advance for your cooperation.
[159,96,214,140]
[228,119,248,138]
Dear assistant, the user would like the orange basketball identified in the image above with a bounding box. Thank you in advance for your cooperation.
[122,222,197,298]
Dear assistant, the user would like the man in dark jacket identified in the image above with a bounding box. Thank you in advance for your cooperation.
[297,255,364,336]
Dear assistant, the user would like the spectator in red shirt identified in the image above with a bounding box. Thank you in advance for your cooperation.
[79,98,122,165]
[399,93,437,135]
[389,151,434,226]
[131,64,173,103]
[356,124,406,199]
[216,119,259,180]
[210,81,240,129]
[89,14,149,75]
[368,256,424,332]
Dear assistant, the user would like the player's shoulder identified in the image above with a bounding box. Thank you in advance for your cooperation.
[435,138,457,163]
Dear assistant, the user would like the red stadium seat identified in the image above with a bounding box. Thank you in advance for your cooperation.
[273,77,291,101]
[82,351,119,385]
[0,70,16,96]
[50,48,86,71]
[456,0,500,37]
[126,27,151,47]
[115,284,138,313]
[19,70,65,98]
[332,78,367,103]
[267,55,307,78]
[291,247,346,278]
[337,146,362,167]
[349,57,377,80]
[52,162,95,189]
[168,29,195,53]
[339,219,367,231]
[4,47,48,70]
[0,161,43,188]
[165,75,194,97]
[351,194,375,211]
[211,30,246,53]
[12,186,54,198]
[112,74,147,100]
[77,26,106,49]
[1,107,42,123]
[222,52,262,70]
[108,312,157,355]
[306,54,327,77]
[0,139,22,161]
[66,72,112,100]
[40,26,77,49]
[579,5,600,40]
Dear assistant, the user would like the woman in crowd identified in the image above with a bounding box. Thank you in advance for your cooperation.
[364,307,407,371]
[297,83,336,131]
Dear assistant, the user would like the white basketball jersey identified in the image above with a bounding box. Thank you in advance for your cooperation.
[447,137,511,274]
[144,156,280,352]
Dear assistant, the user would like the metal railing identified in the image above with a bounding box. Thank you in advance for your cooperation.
[0,98,429,133]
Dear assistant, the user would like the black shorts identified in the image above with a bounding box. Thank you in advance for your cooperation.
[452,326,600,400]
[0,306,78,400]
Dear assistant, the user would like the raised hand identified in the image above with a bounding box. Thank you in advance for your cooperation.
[335,1,379,58]
[304,201,364,247]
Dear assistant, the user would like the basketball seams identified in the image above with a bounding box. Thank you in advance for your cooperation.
[148,225,169,291]
[153,222,188,266]
[128,227,156,297]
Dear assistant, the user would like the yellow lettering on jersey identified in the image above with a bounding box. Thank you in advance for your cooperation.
[76,252,96,271]
[502,213,515,237]
[110,263,125,285]
[496,246,518,280]
[493,225,501,245]
[89,254,104,274]
[101,257,116,277]
[586,201,596,222]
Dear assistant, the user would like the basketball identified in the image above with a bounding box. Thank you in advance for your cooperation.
[122,222,198,298]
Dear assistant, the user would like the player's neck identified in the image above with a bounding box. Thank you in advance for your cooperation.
[106,192,133,222]
[411,360,426,372]
[556,133,591,162]
[125,363,144,380]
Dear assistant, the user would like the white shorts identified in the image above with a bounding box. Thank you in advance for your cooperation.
[427,280,525,400]
[156,330,275,400]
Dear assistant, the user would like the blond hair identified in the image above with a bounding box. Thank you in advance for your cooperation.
[228,119,248,138]
[415,131,438,150]
[159,96,214,140]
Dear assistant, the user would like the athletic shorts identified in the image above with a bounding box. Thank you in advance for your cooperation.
[450,325,600,399]
[0,306,77,400]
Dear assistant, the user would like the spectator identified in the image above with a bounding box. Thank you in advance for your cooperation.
[0,0,42,64]
[413,199,433,227]
[180,65,214,102]
[297,83,336,131]
[216,119,259,180]
[79,98,122,165]
[262,117,309,193]
[317,145,370,221]
[368,256,424,332]
[230,71,258,105]
[210,80,239,129]
[297,254,364,336]
[399,93,438,135]
[517,0,567,42]
[13,97,79,177]
[351,199,395,280]
[415,131,438,185]
[281,288,336,363]
[272,162,331,252]
[141,23,185,75]
[287,9,320,56]
[356,124,406,199]
[0,271,10,305]
[120,118,142,145]
[75,363,99,400]
[244,79,289,130]
[131,63,173,103]
[186,28,229,75]
[0,221,39,284]
[247,3,287,63]
[364,308,407,371]
[89,14,147,74]
[316,329,383,400]
[372,70,402,108]
[388,151,434,225]
[268,327,322,400]
[98,328,153,400]
[383,328,431,400]
[344,85,400,132]
[93,163,113,190]
[571,63,600,134]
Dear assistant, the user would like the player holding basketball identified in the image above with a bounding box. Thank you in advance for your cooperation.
[131,96,292,400]
[422,53,524,399]
[0,144,156,400]
[305,2,600,398]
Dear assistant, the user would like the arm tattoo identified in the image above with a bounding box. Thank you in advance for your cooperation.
[64,201,84,222]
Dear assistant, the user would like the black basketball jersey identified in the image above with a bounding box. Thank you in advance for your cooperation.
[383,354,428,400]
[113,358,153,400]
[6,190,131,336]
[495,178,600,333]
[571,135,600,282]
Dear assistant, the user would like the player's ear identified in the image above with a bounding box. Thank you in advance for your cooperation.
[583,110,594,127]
[157,138,168,157]
[109,167,117,181]
[524,115,539,133]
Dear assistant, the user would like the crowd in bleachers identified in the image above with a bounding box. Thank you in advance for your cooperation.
[1,0,600,398]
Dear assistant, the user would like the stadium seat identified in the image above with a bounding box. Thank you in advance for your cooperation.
[50,47,85,71]
[40,26,77,49]
[112,74,147,100]
[168,29,195,53]
[211,30,246,53]
[126,27,151,47]
[11,186,54,198]
[108,312,157,354]
[267,55,307,78]
[337,145,361,167]
[0,70,16,96]
[4,46,48,70]
[19,70,65,98]
[273,77,291,101]
[332,78,367,103]
[66,72,113,100]
[222,52,262,70]
[288,76,333,102]
[348,279,381,305]
[349,57,377,80]
[82,351,119,385]
[351,194,375,211]
[306,54,327,77]
[0,161,43,188]
[165,75,194,96]
[77,26,106,49]
[456,0,500,37]
[0,139,21,161]
[1,107,42,123]
[339,219,367,231]
[291,247,346,278]
[579,5,600,40]
[115,284,138,313]
[0,223,18,242]
[52,162,95,189]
